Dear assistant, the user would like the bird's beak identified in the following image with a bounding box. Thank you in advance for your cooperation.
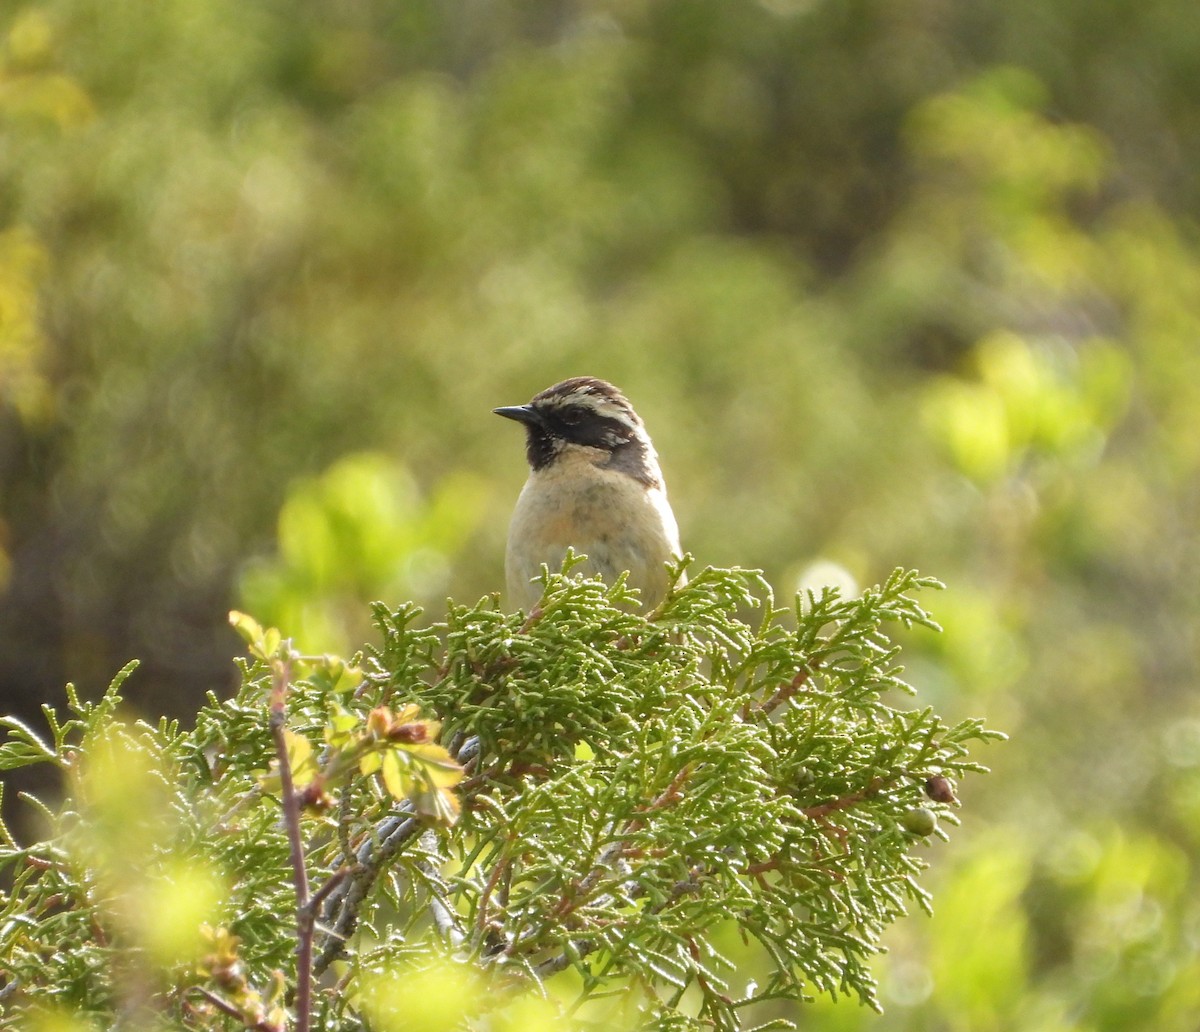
[493,404,543,426]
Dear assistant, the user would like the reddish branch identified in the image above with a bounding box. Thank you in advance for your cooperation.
[630,764,692,831]
[745,776,890,882]
[267,659,314,1032]
[801,776,886,820]
[689,937,734,1007]
[552,763,695,922]
[476,853,511,933]
[191,987,284,1032]
[758,663,817,717]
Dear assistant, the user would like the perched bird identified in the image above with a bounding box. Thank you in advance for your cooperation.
[495,377,685,610]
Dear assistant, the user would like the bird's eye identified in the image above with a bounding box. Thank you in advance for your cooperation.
[559,409,583,425]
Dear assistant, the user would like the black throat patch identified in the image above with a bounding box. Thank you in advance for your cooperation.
[523,413,658,488]
[509,377,660,487]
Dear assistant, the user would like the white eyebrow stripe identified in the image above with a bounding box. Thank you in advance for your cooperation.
[585,397,636,424]
[554,389,637,425]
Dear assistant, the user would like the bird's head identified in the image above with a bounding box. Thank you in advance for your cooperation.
[495,377,660,486]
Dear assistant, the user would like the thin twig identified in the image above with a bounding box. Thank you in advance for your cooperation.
[518,606,544,634]
[758,663,816,717]
[689,937,734,1006]
[415,829,465,947]
[314,811,421,974]
[428,891,463,945]
[314,733,482,973]
[801,776,885,820]
[476,853,511,935]
[268,658,313,1032]
[308,867,350,918]
[510,769,707,982]
[529,866,708,981]
[193,986,248,1020]
[552,764,694,921]
[532,939,598,979]
[191,986,284,1031]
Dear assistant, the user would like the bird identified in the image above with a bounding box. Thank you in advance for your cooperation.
[495,376,685,611]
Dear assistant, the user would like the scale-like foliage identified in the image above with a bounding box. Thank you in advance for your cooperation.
[0,564,1001,1030]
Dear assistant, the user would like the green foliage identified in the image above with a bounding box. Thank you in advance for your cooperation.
[3,1,1200,1030]
[0,566,999,1030]
[237,453,490,654]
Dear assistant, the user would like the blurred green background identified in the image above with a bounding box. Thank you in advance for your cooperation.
[2,0,1199,1028]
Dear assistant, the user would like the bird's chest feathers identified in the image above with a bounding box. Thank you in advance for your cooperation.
[512,451,672,561]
